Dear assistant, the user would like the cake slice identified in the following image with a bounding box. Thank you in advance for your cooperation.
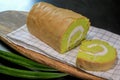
[27,2,90,53]
[76,39,117,71]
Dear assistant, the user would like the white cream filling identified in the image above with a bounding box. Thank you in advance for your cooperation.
[67,26,84,48]
[85,44,108,56]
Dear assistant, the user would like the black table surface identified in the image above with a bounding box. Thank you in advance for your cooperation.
[0,0,120,80]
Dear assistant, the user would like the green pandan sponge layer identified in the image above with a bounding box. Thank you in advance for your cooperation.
[76,39,117,71]
[61,18,89,53]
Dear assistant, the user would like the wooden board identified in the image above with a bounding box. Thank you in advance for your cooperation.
[0,11,106,80]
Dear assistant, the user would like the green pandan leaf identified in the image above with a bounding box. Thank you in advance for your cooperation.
[0,50,57,71]
[0,65,67,79]
[0,50,68,78]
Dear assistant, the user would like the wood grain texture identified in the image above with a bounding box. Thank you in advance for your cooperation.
[0,11,106,80]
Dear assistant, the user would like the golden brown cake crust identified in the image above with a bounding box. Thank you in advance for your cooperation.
[76,53,117,71]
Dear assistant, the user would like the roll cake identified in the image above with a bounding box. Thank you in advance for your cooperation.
[76,39,117,71]
[27,2,90,53]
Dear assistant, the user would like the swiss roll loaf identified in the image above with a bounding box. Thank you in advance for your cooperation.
[27,2,90,53]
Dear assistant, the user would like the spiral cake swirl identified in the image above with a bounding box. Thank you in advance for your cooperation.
[76,39,117,71]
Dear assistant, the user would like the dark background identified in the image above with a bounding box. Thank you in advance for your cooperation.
[0,0,120,80]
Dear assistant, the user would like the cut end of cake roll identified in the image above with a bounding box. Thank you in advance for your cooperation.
[27,2,90,53]
[76,39,117,71]
[60,18,90,53]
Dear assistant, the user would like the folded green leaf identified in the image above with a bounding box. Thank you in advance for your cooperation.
[0,65,67,79]
[0,50,57,71]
